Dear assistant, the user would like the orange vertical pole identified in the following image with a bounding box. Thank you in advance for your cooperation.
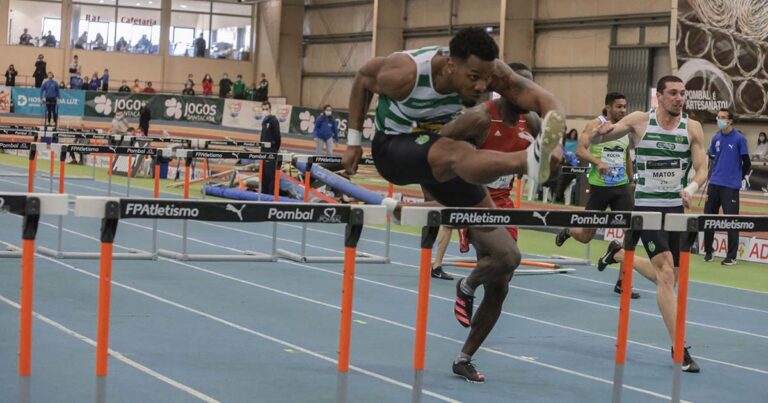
[27,151,36,192]
[303,170,312,203]
[183,161,191,200]
[337,246,357,372]
[127,155,133,178]
[95,242,114,376]
[18,239,35,376]
[58,158,66,194]
[614,250,636,365]
[672,251,691,364]
[274,170,281,201]
[203,158,209,179]
[153,159,160,198]
[108,154,114,177]
[413,246,433,370]
[49,150,55,177]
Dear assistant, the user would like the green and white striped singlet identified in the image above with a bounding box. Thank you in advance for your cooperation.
[374,46,463,135]
[634,108,691,207]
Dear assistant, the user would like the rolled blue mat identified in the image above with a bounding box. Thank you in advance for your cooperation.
[202,186,302,203]
[294,162,385,205]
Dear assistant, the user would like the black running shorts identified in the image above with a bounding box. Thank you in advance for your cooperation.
[372,131,487,207]
[585,184,634,211]
[635,205,684,267]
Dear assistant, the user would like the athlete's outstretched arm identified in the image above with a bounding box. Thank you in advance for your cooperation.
[439,104,491,142]
[488,61,565,118]
[681,119,708,208]
[591,111,644,144]
[577,119,609,173]
[343,54,413,174]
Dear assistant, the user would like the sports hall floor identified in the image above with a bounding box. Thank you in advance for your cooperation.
[1,163,767,402]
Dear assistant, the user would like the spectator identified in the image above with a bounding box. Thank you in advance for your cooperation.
[131,79,142,93]
[33,54,47,88]
[554,128,580,202]
[259,101,281,194]
[111,111,130,134]
[752,132,767,161]
[255,73,269,102]
[139,104,151,136]
[58,80,66,89]
[185,74,194,89]
[101,69,110,91]
[4,65,18,86]
[182,83,195,95]
[92,33,105,50]
[116,36,128,52]
[88,72,101,90]
[233,74,245,99]
[218,73,232,98]
[246,82,257,101]
[75,31,87,49]
[202,74,213,96]
[703,108,751,265]
[19,28,33,45]
[193,33,206,57]
[118,80,131,92]
[68,55,81,88]
[312,104,339,155]
[142,81,156,93]
[136,34,152,53]
[40,72,59,126]
[42,30,56,47]
[81,76,91,90]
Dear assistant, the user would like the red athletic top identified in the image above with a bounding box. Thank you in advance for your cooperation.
[481,100,533,200]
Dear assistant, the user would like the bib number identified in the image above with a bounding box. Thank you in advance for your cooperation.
[645,159,683,191]
[601,150,626,186]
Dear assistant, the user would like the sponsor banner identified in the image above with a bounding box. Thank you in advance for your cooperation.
[0,194,28,215]
[0,141,32,150]
[12,88,85,116]
[675,1,768,121]
[84,92,223,125]
[697,232,768,264]
[188,150,276,160]
[307,155,375,165]
[65,144,158,156]
[442,210,630,228]
[0,86,11,113]
[288,106,376,144]
[698,216,768,232]
[119,199,351,223]
[221,99,291,133]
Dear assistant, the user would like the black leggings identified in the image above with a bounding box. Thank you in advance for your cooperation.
[45,98,57,124]
[703,184,740,258]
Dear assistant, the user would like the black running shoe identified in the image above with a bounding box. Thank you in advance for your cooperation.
[454,280,474,328]
[431,266,454,280]
[703,252,713,262]
[452,359,485,383]
[555,228,571,247]
[721,258,737,266]
[671,346,701,373]
[597,240,622,272]
[614,283,640,299]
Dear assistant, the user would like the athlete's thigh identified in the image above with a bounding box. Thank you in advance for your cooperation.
[585,185,612,211]
[469,226,517,259]
[608,184,634,211]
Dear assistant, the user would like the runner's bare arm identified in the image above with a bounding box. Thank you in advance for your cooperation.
[577,119,605,168]
[625,146,634,182]
[591,111,645,144]
[524,111,541,138]
[488,61,565,118]
[688,119,708,187]
[438,104,491,142]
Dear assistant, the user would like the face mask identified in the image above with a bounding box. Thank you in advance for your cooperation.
[262,109,270,114]
[716,119,728,130]
[325,111,332,117]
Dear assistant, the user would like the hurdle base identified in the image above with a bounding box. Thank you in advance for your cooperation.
[611,363,625,403]
[0,242,22,258]
[411,370,424,403]
[0,172,28,177]
[37,174,94,181]
[37,246,156,260]
[276,248,389,264]
[442,256,589,266]
[157,249,277,262]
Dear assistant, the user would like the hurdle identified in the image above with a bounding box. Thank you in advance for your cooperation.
[663,214,768,403]
[157,149,283,261]
[73,196,386,402]
[278,154,391,264]
[400,207,661,402]
[0,192,68,401]
[0,142,37,191]
[36,144,165,260]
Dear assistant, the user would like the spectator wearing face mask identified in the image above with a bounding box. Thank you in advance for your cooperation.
[118,80,131,92]
[311,104,339,155]
[131,79,142,93]
[219,73,232,98]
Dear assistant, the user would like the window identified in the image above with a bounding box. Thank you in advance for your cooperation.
[71,3,116,50]
[8,0,62,47]
[116,6,160,54]
[170,0,252,60]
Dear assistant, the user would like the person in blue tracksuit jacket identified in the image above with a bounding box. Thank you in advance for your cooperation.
[40,72,60,126]
[311,104,339,155]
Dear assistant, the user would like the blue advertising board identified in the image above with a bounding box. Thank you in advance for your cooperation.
[12,87,85,116]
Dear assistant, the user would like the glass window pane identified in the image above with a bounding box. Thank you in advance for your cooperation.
[75,0,116,5]
[172,0,210,13]
[116,7,160,53]
[211,2,251,15]
[8,0,62,47]
[123,0,160,9]
[71,4,116,50]
[170,11,210,57]
[210,15,249,60]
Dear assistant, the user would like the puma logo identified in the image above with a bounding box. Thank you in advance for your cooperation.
[225,204,246,221]
[533,211,550,226]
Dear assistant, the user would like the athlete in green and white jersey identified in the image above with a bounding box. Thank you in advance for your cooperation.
[554,92,655,300]
[341,28,566,383]
[590,76,707,373]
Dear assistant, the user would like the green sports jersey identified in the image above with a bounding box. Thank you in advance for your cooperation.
[374,46,463,134]
[588,117,630,187]
[634,108,691,207]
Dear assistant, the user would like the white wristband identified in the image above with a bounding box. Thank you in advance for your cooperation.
[683,182,699,197]
[347,129,362,146]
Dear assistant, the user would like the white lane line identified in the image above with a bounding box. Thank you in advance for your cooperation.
[23,224,459,403]
[0,294,220,403]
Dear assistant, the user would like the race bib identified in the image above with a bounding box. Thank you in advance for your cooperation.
[644,159,683,192]
[487,174,514,190]
[601,149,626,186]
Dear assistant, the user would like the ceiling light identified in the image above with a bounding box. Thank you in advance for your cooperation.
[180,4,187,8]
